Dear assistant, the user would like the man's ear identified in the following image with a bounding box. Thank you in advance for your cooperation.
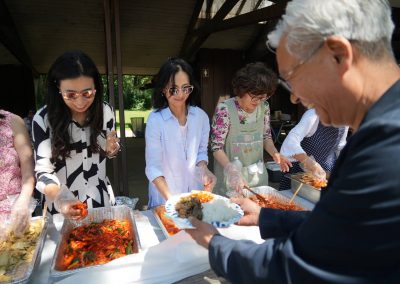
[325,36,353,70]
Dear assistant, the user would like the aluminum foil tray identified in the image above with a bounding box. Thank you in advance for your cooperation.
[152,208,170,239]
[242,186,307,211]
[50,205,141,280]
[1,216,48,284]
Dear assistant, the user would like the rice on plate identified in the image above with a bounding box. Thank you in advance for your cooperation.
[202,198,239,223]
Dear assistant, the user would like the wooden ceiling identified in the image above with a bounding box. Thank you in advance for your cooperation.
[0,0,399,76]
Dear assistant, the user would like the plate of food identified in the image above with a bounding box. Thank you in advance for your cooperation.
[165,190,244,229]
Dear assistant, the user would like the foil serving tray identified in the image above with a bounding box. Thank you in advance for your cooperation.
[50,205,141,281]
[1,216,48,284]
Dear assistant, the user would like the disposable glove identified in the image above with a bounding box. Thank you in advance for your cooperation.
[195,165,217,192]
[223,162,247,193]
[106,130,120,158]
[300,156,326,181]
[53,185,85,220]
[10,194,34,236]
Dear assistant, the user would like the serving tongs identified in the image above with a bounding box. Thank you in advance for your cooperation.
[243,185,269,204]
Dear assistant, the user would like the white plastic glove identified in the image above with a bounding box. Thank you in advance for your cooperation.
[223,162,247,193]
[195,165,217,192]
[53,186,83,220]
[106,130,120,158]
[300,156,327,181]
[10,194,33,236]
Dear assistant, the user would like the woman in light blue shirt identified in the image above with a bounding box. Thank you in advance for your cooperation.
[145,58,216,208]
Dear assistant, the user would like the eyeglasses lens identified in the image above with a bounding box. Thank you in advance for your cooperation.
[168,86,194,96]
[62,89,95,100]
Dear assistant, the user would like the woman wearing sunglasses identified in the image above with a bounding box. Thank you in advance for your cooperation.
[145,58,216,208]
[32,51,120,218]
[211,62,291,197]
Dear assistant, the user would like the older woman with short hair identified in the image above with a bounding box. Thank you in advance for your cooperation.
[210,62,291,196]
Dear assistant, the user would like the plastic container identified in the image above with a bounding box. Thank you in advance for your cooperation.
[232,157,243,170]
[115,196,139,210]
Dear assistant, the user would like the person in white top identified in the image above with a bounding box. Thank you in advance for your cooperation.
[145,58,216,208]
[279,108,348,190]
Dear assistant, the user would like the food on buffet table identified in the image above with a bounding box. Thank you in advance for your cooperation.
[300,173,327,189]
[72,202,88,218]
[250,194,305,211]
[60,219,135,270]
[202,198,240,223]
[174,191,214,220]
[154,206,181,236]
[0,219,44,282]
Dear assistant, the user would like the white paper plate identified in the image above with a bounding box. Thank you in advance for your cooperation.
[165,192,243,229]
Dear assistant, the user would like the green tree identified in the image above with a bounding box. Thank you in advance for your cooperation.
[102,75,153,110]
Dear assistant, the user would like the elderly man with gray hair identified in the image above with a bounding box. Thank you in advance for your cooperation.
[185,0,400,283]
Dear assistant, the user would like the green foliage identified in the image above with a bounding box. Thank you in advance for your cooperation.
[102,75,153,110]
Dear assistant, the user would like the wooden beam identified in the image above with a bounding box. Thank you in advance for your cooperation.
[235,0,247,16]
[192,1,288,36]
[206,0,214,20]
[113,0,129,197]
[182,0,240,60]
[0,0,39,77]
[104,0,120,195]
[179,0,205,57]
[254,0,264,10]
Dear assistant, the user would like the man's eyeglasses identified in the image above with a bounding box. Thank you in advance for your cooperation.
[168,85,194,96]
[250,94,269,103]
[266,40,324,94]
[60,88,96,100]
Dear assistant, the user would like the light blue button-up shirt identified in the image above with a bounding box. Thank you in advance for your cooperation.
[145,106,210,207]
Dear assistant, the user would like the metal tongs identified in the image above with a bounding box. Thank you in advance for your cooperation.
[243,185,269,204]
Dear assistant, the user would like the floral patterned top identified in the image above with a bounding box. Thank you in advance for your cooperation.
[0,110,22,213]
[210,97,272,152]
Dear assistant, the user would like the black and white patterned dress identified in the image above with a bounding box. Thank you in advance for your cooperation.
[32,102,116,214]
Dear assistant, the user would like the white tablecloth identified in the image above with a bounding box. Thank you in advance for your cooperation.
[30,211,263,284]
[30,190,312,284]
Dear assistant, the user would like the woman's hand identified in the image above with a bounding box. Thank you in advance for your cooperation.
[273,153,292,172]
[224,163,247,193]
[300,156,327,181]
[230,197,261,226]
[195,163,217,192]
[10,194,31,236]
[106,130,120,157]
[53,186,86,220]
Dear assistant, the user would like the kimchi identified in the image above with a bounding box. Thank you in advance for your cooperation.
[154,206,181,236]
[61,219,135,270]
[300,173,327,189]
[249,194,304,211]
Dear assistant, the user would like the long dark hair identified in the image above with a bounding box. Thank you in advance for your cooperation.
[232,62,278,98]
[152,57,201,111]
[46,51,104,160]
